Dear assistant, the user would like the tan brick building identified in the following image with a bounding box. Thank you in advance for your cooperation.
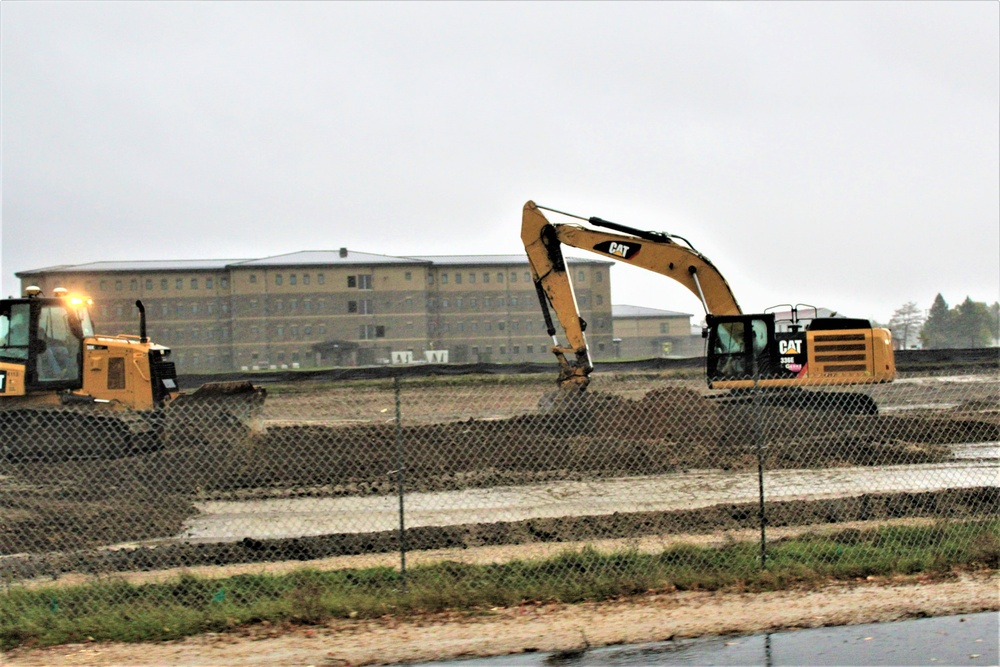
[611,304,701,359]
[17,250,615,372]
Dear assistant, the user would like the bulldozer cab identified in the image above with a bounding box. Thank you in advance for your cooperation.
[0,297,90,391]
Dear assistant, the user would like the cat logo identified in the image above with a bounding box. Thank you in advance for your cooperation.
[779,339,803,355]
[607,242,631,258]
[593,240,641,260]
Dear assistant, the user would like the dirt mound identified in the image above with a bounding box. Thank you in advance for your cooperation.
[2,384,997,556]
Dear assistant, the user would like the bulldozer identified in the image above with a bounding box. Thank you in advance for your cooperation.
[0,286,265,460]
[521,201,896,413]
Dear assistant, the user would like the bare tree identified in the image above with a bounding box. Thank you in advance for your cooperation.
[889,301,925,350]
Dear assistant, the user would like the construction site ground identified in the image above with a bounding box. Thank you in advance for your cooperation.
[1,369,998,664]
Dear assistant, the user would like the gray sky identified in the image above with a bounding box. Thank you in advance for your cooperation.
[2,2,998,325]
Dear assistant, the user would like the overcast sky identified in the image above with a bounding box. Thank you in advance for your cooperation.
[2,2,997,325]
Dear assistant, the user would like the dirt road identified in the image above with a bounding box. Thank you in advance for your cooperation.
[3,572,997,667]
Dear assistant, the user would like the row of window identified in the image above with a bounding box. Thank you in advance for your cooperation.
[431,270,602,286]
[96,276,230,293]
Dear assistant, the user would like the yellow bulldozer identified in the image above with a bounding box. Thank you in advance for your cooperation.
[0,286,265,459]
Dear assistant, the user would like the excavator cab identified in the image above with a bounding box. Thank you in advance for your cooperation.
[705,314,779,383]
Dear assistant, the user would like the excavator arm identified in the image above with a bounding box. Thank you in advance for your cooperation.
[522,200,742,390]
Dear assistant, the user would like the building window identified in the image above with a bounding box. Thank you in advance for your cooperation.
[317,273,325,285]
[510,297,518,306]
[145,279,153,290]
[500,346,506,355]
[303,274,310,285]
[527,345,534,354]
[509,272,517,282]
[454,273,462,284]
[275,274,283,286]
[360,324,385,339]
[660,323,669,334]
[192,304,199,314]
[513,346,520,354]
[469,273,476,284]
[524,272,531,282]
[206,277,214,289]
[348,299,372,314]
[249,298,258,309]
[289,298,298,311]
[498,322,505,331]
[441,273,449,285]
[456,298,463,309]
[405,272,412,281]
[290,274,297,286]
[596,295,603,305]
[595,271,603,282]
[442,298,449,309]
[161,279,168,290]
[497,272,504,282]
[577,270,585,282]
[483,273,489,284]
[176,278,183,290]
[249,274,257,284]
[470,297,477,308]
[115,280,123,291]
[191,278,198,289]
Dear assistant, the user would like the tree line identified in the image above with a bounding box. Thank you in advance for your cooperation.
[886,295,999,350]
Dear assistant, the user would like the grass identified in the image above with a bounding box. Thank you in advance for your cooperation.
[2,519,997,650]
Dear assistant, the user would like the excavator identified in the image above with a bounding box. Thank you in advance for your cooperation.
[521,201,895,413]
[0,286,265,460]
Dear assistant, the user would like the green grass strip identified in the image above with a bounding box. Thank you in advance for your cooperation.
[2,519,997,650]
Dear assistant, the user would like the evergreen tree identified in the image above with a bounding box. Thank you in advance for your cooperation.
[953,297,993,348]
[920,293,953,349]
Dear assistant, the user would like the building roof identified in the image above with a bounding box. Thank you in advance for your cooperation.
[17,250,613,277]
[233,250,427,268]
[612,304,693,318]
[17,259,246,276]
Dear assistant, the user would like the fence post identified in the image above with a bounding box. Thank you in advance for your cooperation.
[394,376,407,592]
[753,371,768,569]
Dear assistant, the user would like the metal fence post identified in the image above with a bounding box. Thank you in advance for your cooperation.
[394,376,407,592]
[753,371,768,569]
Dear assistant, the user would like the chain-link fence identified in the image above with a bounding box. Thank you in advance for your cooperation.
[2,368,997,609]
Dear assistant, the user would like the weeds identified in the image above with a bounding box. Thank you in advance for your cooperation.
[1,519,996,650]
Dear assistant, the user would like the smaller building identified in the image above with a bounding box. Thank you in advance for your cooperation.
[611,304,702,358]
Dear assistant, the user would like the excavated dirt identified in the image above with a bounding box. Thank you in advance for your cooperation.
[1,383,997,561]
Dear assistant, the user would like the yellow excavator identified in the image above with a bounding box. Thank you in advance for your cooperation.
[522,201,895,412]
[0,286,265,459]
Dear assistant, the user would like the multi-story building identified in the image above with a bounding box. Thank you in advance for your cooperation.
[16,250,615,372]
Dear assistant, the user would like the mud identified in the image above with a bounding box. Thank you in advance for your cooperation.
[1,382,997,560]
[2,487,995,582]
